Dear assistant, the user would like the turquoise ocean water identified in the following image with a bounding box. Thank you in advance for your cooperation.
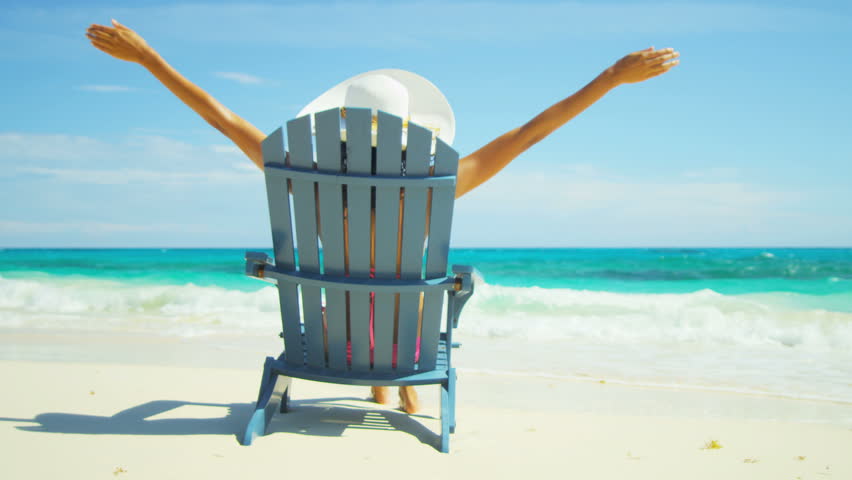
[3,247,852,295]
[2,248,851,405]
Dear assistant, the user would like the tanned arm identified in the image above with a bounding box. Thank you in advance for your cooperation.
[87,22,678,192]
[87,20,267,169]
[454,47,679,198]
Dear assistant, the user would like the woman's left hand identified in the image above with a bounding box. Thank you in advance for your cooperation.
[605,47,680,86]
[86,19,152,64]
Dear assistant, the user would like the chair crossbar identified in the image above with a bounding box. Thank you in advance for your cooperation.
[256,265,458,293]
[264,163,456,189]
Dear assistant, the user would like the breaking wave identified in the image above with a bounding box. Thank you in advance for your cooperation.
[2,275,850,351]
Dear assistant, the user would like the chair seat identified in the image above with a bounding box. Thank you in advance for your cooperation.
[270,339,450,387]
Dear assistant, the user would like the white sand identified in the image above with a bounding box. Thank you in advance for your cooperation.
[1,333,851,479]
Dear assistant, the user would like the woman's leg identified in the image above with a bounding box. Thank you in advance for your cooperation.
[371,386,390,404]
[398,386,419,414]
[370,386,418,414]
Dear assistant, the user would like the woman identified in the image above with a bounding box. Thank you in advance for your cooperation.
[86,20,679,414]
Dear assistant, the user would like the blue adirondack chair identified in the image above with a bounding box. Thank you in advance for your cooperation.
[241,107,476,452]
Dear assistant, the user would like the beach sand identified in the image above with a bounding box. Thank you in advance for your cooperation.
[1,332,851,479]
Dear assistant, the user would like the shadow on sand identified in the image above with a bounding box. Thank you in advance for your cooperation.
[1,397,439,448]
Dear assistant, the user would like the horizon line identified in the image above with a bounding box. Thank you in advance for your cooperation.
[3,246,852,250]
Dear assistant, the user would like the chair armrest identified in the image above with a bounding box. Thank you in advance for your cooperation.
[245,251,274,280]
[450,265,478,328]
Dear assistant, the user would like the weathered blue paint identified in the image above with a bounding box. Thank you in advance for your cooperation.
[397,123,432,372]
[315,109,348,370]
[287,115,325,369]
[345,108,374,372]
[242,109,474,453]
[419,139,459,372]
[261,130,303,366]
[373,111,403,372]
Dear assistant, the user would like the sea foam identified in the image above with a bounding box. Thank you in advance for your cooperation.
[0,275,280,336]
[459,282,852,351]
[2,275,850,351]
[3,274,852,404]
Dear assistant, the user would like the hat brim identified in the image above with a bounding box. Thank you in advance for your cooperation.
[297,69,455,145]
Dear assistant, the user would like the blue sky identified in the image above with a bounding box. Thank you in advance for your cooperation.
[1,0,851,247]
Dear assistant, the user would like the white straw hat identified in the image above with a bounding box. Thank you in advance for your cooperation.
[297,69,456,145]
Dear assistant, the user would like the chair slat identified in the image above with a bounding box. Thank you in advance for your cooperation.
[399,123,432,274]
[372,111,403,371]
[425,138,459,277]
[344,108,373,370]
[324,290,346,369]
[396,292,420,371]
[287,115,325,368]
[396,124,432,371]
[374,111,403,275]
[420,138,460,370]
[262,128,295,269]
[344,108,373,176]
[262,128,303,366]
[315,108,346,275]
[315,108,347,370]
[418,294,443,371]
[348,292,371,370]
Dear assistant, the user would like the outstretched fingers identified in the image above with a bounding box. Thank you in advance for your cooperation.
[86,26,114,44]
[644,47,673,57]
[85,20,149,63]
[87,24,115,36]
[645,59,680,80]
[89,38,111,51]
[651,56,680,71]
[88,41,114,57]
[644,47,678,61]
[650,52,678,64]
[87,32,114,46]
[86,31,113,48]
[644,48,680,77]
[609,46,680,85]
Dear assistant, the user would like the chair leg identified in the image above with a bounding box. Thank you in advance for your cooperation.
[242,357,290,446]
[448,368,457,434]
[439,380,451,453]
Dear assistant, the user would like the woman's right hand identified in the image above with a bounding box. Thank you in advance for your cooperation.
[86,20,152,64]
[604,47,680,86]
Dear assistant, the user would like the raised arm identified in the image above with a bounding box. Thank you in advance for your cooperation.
[86,20,267,169]
[454,47,679,198]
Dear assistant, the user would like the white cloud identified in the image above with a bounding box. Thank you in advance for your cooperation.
[1,132,262,189]
[214,71,265,85]
[19,166,259,186]
[211,144,243,155]
[452,166,807,246]
[460,165,787,214]
[0,133,112,163]
[0,220,213,234]
[76,85,136,93]
[0,132,259,171]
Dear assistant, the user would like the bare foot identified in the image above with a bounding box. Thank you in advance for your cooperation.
[398,386,420,414]
[371,386,391,404]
